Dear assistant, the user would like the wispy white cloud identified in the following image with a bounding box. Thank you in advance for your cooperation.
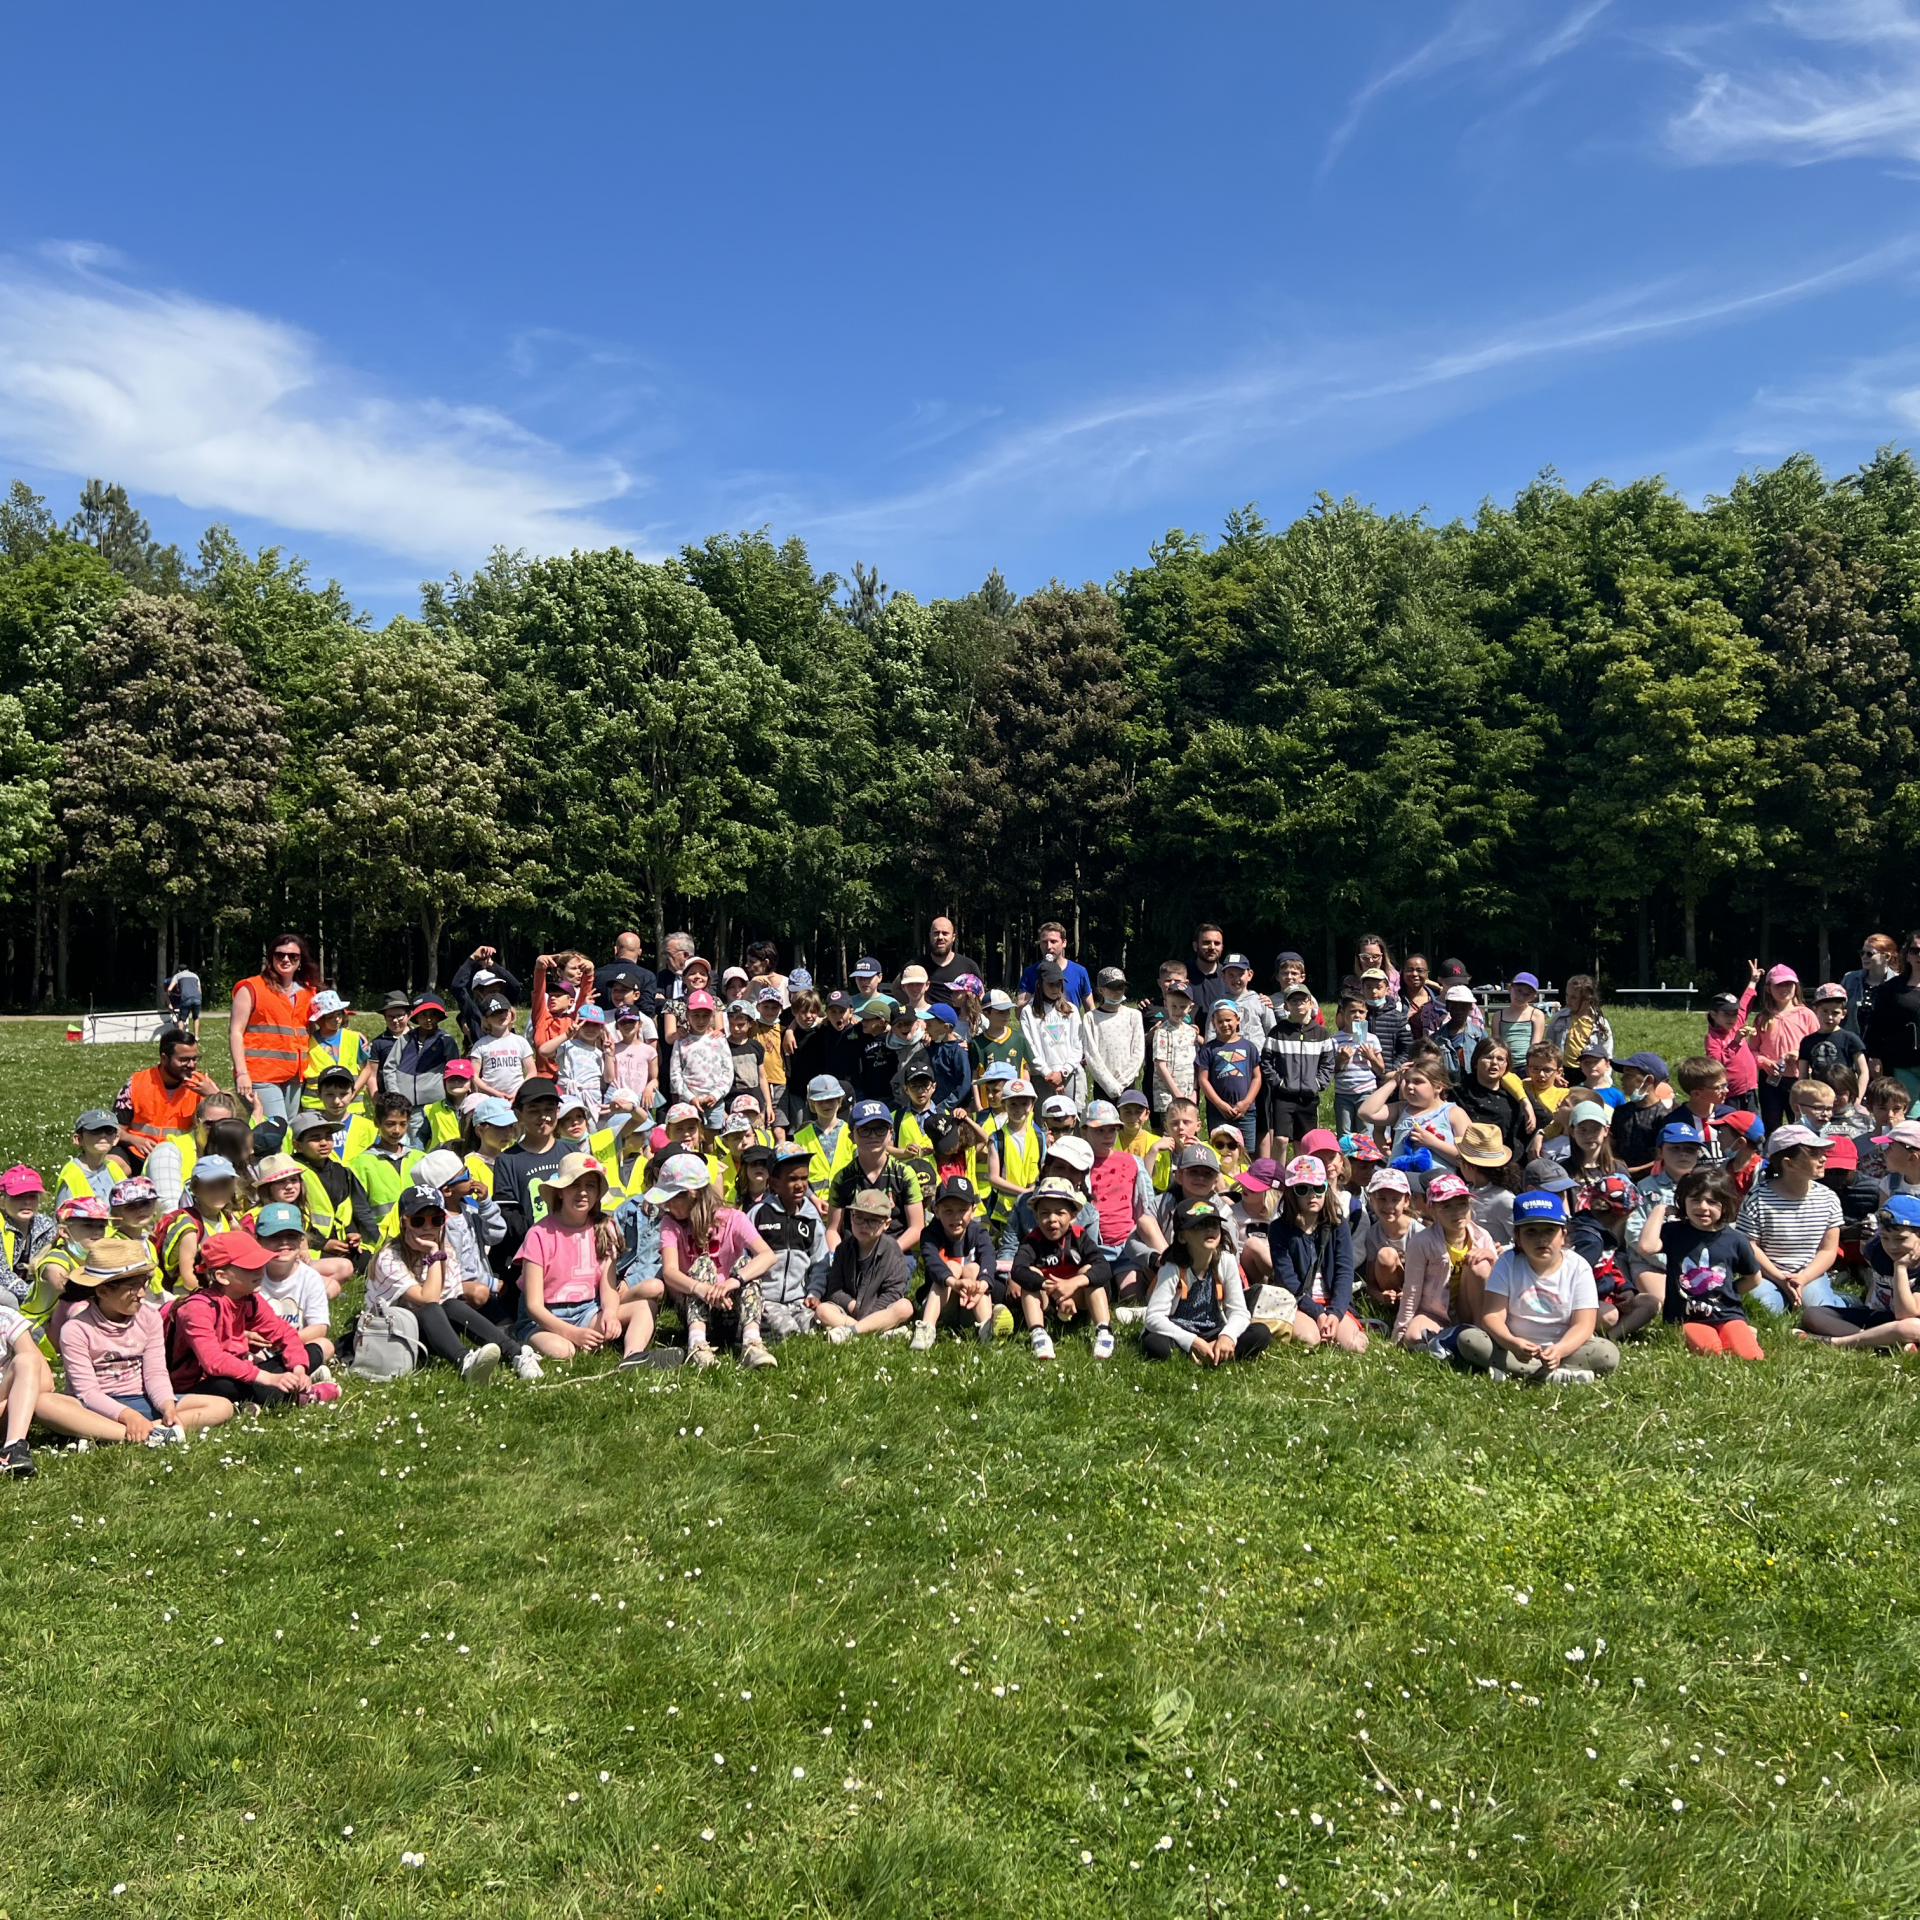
[1322,0,1612,172]
[1667,0,1920,164]
[0,246,640,567]
[788,237,1916,543]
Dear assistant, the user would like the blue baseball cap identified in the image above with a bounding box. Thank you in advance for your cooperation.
[851,956,883,978]
[787,966,813,991]
[1882,1195,1920,1229]
[472,1097,516,1129]
[805,1075,844,1102]
[1513,1189,1569,1225]
[979,1061,1017,1084]
[925,1002,959,1027]
[1621,1051,1668,1079]
[850,1099,891,1128]
[1659,1120,1706,1145]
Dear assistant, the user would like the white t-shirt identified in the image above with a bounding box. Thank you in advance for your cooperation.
[260,1260,330,1333]
[471,1031,535,1097]
[1486,1247,1598,1346]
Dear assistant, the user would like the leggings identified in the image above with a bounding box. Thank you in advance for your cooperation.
[416,1297,526,1365]
[198,1342,326,1408]
[1142,1322,1272,1362]
[1683,1318,1764,1360]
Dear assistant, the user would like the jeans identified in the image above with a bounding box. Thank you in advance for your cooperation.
[1333,1090,1368,1137]
[1745,1279,1788,1316]
[253,1080,296,1123]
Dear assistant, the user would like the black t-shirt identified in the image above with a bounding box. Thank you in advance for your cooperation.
[922,1215,998,1289]
[826,1157,923,1237]
[1798,1027,1866,1077]
[790,1022,862,1096]
[1185,965,1232,1022]
[921,951,984,990]
[1457,1078,1531,1156]
[1659,1221,1757,1324]
[851,1031,898,1103]
[1863,977,1920,1070]
[729,1038,765,1101]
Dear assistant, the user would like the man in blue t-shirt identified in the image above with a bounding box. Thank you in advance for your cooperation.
[1019,921,1092,1010]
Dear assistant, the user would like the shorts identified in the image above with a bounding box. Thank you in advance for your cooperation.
[1267,1095,1320,1142]
[111,1393,159,1418]
[515,1296,598,1339]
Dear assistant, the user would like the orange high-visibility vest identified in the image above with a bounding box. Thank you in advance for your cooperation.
[238,975,314,1087]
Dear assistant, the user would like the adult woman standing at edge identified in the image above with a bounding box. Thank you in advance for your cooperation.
[230,935,321,1124]
[1863,932,1920,1101]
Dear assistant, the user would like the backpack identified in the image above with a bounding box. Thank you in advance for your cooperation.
[340,1300,422,1381]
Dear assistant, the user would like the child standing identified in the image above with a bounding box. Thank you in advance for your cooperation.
[1260,986,1333,1159]
[1150,982,1198,1118]
[1330,995,1385,1138]
[1642,1168,1764,1359]
[1457,1189,1619,1382]
[1752,965,1821,1132]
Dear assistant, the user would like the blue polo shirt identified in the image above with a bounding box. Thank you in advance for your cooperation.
[1020,959,1092,1006]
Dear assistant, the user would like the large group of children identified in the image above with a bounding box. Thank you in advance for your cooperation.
[2,923,1917,1478]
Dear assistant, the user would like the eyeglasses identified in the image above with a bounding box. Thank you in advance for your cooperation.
[855,1123,889,1137]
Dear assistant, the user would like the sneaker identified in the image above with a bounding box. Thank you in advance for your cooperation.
[990,1305,1015,1341]
[909,1321,937,1352]
[975,1318,997,1345]
[460,1343,502,1386]
[1092,1326,1116,1361]
[1112,1306,1146,1326]
[1029,1328,1056,1362]
[144,1424,172,1449]
[827,1324,855,1346]
[1544,1366,1596,1386]
[296,1380,342,1405]
[688,1342,720,1369]
[1,1437,34,1479]
[309,1363,334,1386]
[1487,1367,1509,1383]
[513,1348,545,1382]
[879,1323,911,1340]
[742,1340,778,1369]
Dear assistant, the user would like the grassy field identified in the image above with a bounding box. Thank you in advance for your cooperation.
[3,1010,1917,1918]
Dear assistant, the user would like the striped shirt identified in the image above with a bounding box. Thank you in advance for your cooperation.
[1737,1182,1842,1275]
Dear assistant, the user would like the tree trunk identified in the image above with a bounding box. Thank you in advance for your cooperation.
[1759,893,1772,965]
[1637,897,1651,987]
[1683,897,1698,967]
[56,888,69,1005]
[420,907,443,990]
[156,914,169,1010]
[653,893,667,971]
[32,863,47,1008]
[1817,919,1830,982]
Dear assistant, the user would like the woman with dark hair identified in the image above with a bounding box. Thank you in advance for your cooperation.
[1455,1038,1539,1162]
[1862,930,1920,1101]
[229,934,321,1126]
[1353,933,1398,998]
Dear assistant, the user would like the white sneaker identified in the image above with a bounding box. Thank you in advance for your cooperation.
[975,1318,997,1344]
[909,1321,936,1352]
[1092,1326,1116,1360]
[742,1340,778,1369]
[460,1343,502,1386]
[879,1323,911,1340]
[689,1342,720,1369]
[512,1348,544,1382]
[144,1425,172,1448]
[1545,1366,1596,1386]
[1112,1306,1146,1326]
[310,1363,334,1386]
[827,1324,855,1346]
[1029,1329,1056,1361]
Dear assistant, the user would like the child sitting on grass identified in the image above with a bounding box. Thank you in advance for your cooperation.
[1010,1176,1116,1362]
[809,1186,916,1343]
[1352,1168,1415,1323]
[54,1238,233,1444]
[1266,1154,1366,1351]
[1457,1189,1620,1383]
[650,1152,779,1370]
[166,1230,340,1409]
[910,1175,1004,1348]
[1,1286,139,1476]
[1801,1196,1920,1349]
[0,1164,56,1305]
[253,1202,336,1365]
[1392,1170,1498,1353]
[1640,1168,1764,1360]
[1142,1199,1270,1367]
[514,1154,650,1366]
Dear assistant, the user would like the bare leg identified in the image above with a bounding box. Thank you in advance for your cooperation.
[175,1394,235,1432]
[853,1298,915,1335]
[33,1389,137,1444]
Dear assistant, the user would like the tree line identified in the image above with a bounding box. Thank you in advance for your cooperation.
[0,451,1912,1010]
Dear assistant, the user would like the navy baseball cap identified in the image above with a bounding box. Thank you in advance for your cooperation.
[1660,1120,1706,1145]
[1622,1051,1669,1079]
[1513,1189,1569,1225]
[851,955,883,977]
[850,1099,891,1127]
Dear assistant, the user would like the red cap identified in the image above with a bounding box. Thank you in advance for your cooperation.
[0,1164,44,1196]
[198,1230,275,1272]
[444,1058,475,1079]
[1715,1109,1759,1133]
[1300,1128,1341,1156]
[1821,1134,1858,1170]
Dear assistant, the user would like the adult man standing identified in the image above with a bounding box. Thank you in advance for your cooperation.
[1185,923,1232,1024]
[596,930,660,1014]
[1018,922,1092,1009]
[919,916,983,992]
[164,964,202,1038]
[115,1030,220,1163]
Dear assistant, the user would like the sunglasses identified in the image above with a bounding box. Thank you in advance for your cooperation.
[404,1210,447,1226]
[272,948,302,961]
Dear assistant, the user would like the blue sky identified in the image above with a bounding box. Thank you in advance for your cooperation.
[6,1,1920,618]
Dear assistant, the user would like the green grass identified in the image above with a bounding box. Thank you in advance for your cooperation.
[2,1012,1917,1918]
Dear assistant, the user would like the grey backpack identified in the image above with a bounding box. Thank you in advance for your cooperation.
[342,1301,422,1382]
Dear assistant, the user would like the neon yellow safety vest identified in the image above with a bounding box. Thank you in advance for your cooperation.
[346,1145,425,1241]
[328,1114,380,1166]
[463,1151,496,1197]
[301,1028,369,1107]
[796,1120,855,1204]
[298,1164,355,1243]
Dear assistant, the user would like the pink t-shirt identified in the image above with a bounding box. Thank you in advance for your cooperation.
[662,1208,756,1277]
[515,1221,604,1306]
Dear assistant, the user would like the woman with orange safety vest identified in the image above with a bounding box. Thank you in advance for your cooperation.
[229,934,320,1125]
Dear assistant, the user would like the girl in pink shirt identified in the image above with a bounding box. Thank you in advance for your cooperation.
[1752,964,1821,1132]
[649,1153,778,1369]
[1392,1172,1498,1348]
[513,1154,657,1366]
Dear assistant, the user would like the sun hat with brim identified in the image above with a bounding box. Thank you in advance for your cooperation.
[254,1201,306,1239]
[1566,1101,1611,1130]
[1443,985,1477,1006]
[1426,1171,1471,1203]
[642,1153,711,1204]
[847,1187,896,1220]
[543,1153,608,1194]
[199,1229,274,1271]
[1045,1135,1095,1174]
[69,1238,156,1287]
[306,989,350,1023]
[189,1156,238,1185]
[1029,1176,1082,1206]
[1283,1154,1327,1188]
[1456,1122,1512,1168]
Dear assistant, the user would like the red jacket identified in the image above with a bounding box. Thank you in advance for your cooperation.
[166,1289,306,1389]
